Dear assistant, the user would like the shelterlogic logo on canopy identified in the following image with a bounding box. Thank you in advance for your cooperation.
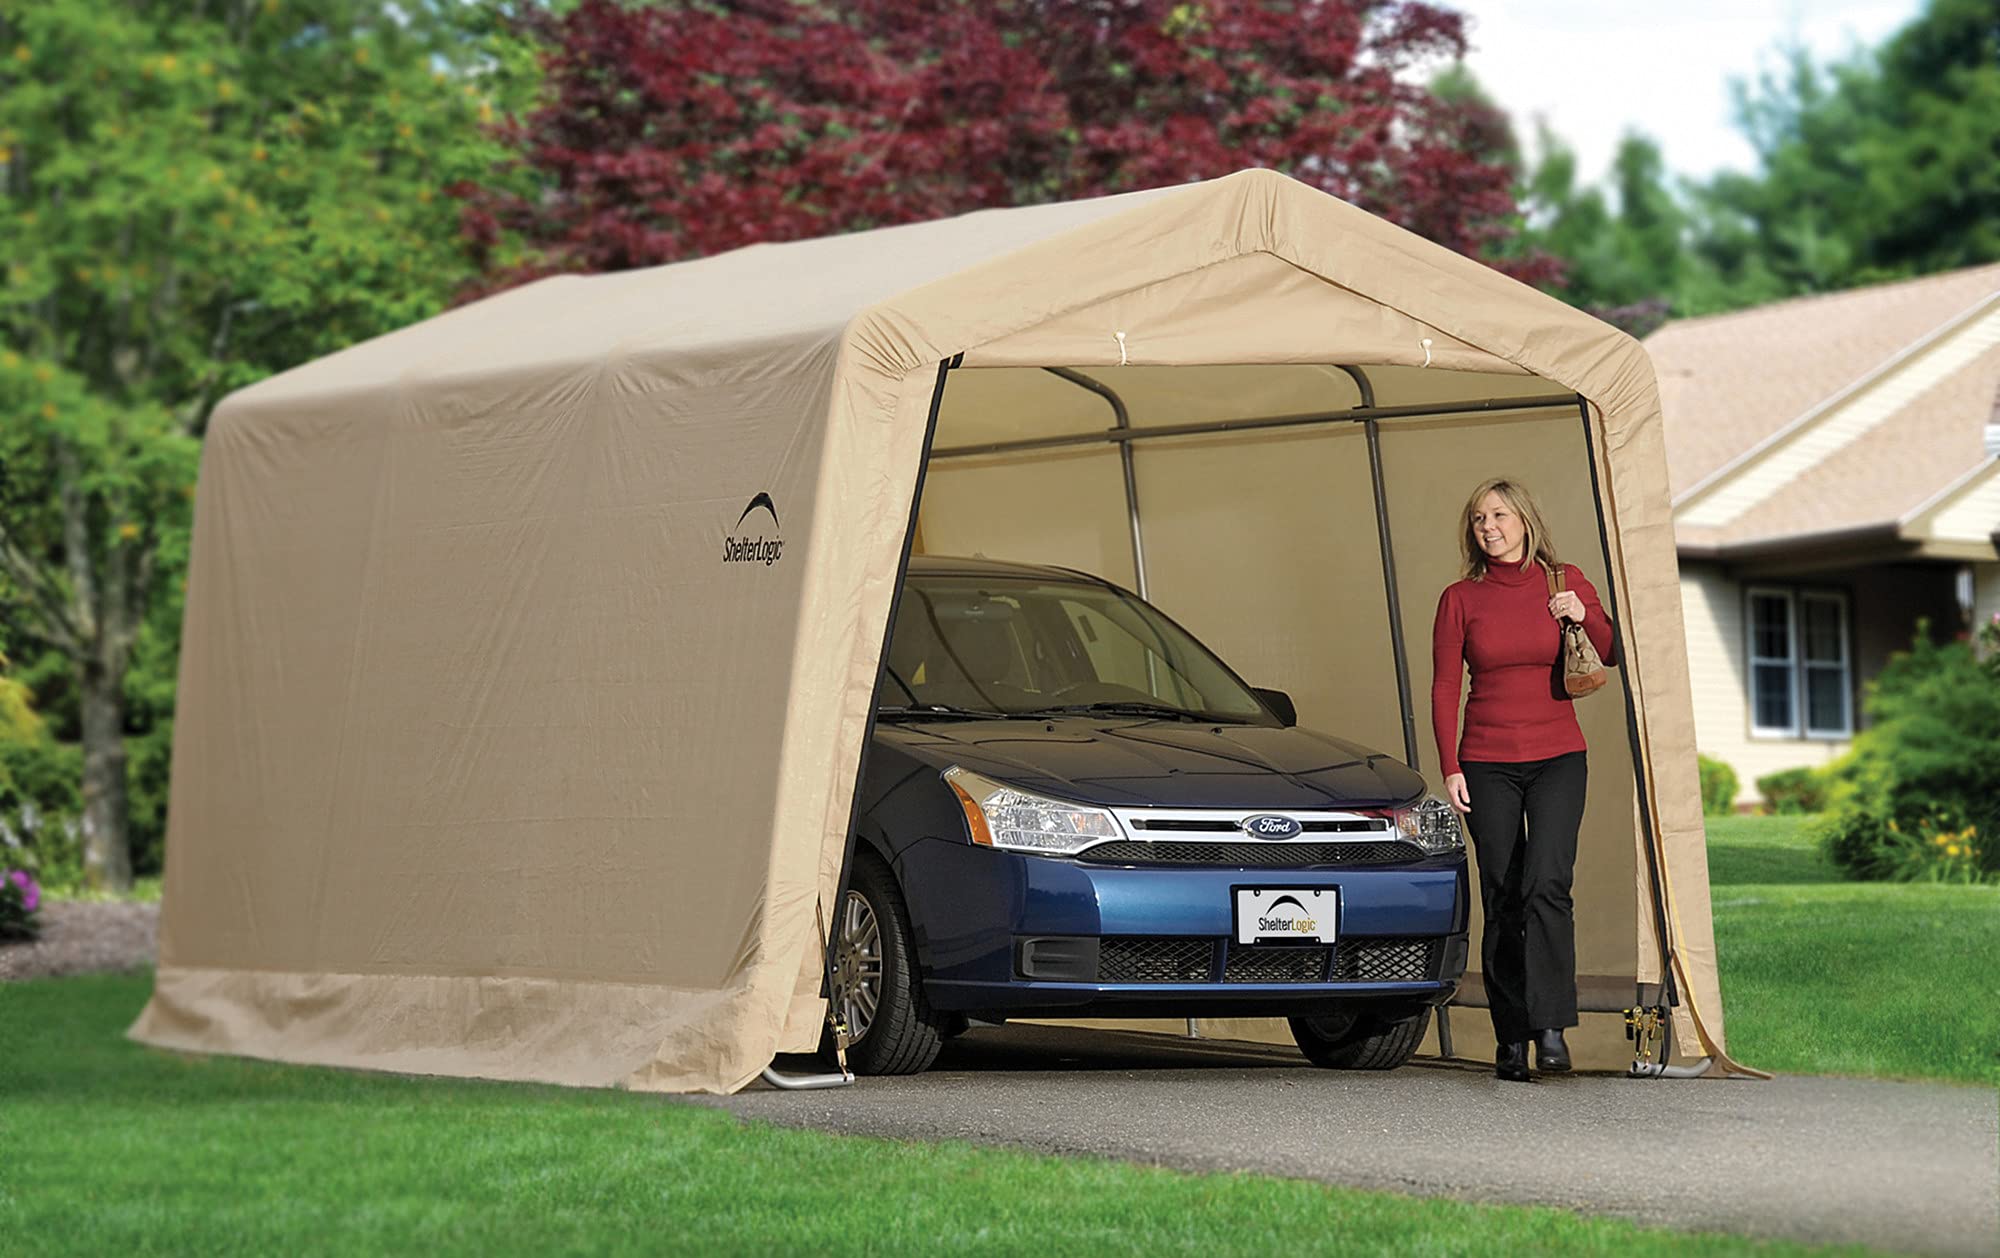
[722,492,785,567]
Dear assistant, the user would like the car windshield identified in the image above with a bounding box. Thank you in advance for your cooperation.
[876,574,1271,724]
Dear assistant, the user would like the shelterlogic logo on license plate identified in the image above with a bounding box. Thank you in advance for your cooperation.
[1234,888,1338,944]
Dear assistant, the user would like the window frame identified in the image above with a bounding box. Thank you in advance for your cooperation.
[1797,591,1853,738]
[1742,585,1853,740]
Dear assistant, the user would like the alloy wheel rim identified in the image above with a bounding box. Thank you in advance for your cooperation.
[833,889,884,1043]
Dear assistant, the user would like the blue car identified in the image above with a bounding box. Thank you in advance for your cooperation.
[837,556,1470,1074]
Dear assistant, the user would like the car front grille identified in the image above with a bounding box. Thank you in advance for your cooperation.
[1088,937,1443,984]
[1330,937,1441,983]
[1130,818,1388,834]
[1222,945,1330,983]
[1077,840,1421,867]
[1097,937,1216,983]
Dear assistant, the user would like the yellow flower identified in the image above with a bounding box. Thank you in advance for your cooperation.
[353,47,370,66]
[207,167,224,184]
[1966,825,1977,837]
[198,60,214,77]
[12,44,29,63]
[1888,819,1899,833]
[0,147,11,163]
[0,351,17,369]
[32,364,52,382]
[251,145,268,161]
[218,80,236,101]
[1947,844,1963,858]
[1934,833,1950,846]
[39,402,57,420]
[477,103,493,124]
[160,54,178,73]
[117,523,140,541]
[396,123,413,140]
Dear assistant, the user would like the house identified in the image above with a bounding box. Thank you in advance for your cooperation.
[1647,263,2000,803]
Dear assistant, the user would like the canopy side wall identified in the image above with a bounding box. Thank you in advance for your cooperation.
[138,336,852,1094]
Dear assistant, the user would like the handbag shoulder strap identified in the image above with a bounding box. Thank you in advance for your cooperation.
[1541,560,1564,597]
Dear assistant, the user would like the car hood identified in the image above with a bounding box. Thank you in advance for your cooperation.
[874,716,1428,810]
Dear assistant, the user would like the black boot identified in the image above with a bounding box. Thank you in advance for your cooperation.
[1495,1040,1531,1082]
[1534,1028,1571,1073]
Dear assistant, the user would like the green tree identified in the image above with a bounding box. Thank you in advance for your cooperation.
[0,1,528,888]
[1513,127,1687,335]
[1701,0,2000,297]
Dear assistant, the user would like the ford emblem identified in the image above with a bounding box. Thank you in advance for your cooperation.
[1241,814,1302,840]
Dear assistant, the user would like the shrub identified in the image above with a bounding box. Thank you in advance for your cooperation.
[1696,753,1739,817]
[0,677,85,888]
[1756,766,1828,815]
[1812,809,1897,881]
[1889,810,1990,885]
[1820,617,2000,882]
[0,868,42,941]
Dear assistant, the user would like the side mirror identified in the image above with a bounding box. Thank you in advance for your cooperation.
[1251,687,1297,728]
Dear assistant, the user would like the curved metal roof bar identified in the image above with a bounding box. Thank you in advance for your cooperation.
[1040,367,1149,599]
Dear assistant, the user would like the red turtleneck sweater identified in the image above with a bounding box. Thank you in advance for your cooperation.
[1430,556,1616,777]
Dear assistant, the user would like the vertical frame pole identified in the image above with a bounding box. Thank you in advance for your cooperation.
[1575,397,1678,1011]
[1345,363,1421,772]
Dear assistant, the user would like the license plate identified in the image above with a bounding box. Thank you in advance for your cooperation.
[1234,887,1337,944]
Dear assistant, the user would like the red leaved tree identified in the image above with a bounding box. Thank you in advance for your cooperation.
[462,0,1557,286]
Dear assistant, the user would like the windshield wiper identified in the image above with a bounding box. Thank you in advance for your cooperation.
[1023,701,1214,722]
[874,704,1011,720]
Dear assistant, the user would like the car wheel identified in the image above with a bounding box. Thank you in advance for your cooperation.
[829,855,945,1076]
[1289,1006,1430,1070]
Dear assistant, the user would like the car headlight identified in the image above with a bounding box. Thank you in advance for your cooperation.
[1394,794,1465,855]
[943,766,1120,857]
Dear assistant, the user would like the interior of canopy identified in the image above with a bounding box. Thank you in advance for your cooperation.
[904,361,1654,1064]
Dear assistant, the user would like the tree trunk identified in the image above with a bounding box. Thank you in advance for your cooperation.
[78,662,132,892]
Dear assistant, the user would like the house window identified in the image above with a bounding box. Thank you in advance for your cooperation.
[1746,587,1852,739]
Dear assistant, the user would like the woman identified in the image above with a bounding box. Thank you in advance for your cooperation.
[1431,478,1615,1082]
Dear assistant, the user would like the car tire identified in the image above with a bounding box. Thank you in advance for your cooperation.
[828,855,945,1076]
[1289,1006,1431,1070]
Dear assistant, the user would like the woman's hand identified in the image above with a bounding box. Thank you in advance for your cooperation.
[1445,772,1471,815]
[1548,590,1585,623]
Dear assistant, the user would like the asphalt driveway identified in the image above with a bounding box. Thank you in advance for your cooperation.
[699,1025,2000,1257]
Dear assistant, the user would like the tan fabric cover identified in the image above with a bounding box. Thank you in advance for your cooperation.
[134,169,1720,1091]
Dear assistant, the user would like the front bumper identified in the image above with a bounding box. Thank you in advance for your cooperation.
[894,837,1471,1019]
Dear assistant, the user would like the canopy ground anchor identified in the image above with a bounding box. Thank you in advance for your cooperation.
[759,1061,856,1091]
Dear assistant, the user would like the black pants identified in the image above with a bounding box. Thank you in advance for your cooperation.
[1460,752,1587,1043]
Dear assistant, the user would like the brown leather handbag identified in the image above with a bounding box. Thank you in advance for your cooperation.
[1544,564,1608,698]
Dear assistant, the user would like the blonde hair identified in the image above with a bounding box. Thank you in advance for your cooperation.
[1460,478,1560,581]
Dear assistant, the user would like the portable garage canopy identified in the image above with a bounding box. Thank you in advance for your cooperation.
[135,168,1748,1092]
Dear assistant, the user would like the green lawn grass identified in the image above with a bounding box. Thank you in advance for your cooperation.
[1706,814,2000,1086]
[0,973,1877,1258]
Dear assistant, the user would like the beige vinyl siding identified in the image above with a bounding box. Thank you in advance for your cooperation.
[1679,561,1846,805]
[1927,466,2000,541]
[1976,561,2000,632]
